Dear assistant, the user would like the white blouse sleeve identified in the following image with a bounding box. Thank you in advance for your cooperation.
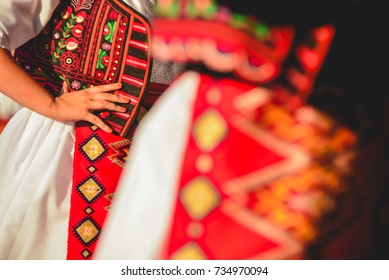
[124,0,154,20]
[0,0,60,50]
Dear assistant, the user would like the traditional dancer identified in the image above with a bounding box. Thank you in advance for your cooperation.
[0,0,178,259]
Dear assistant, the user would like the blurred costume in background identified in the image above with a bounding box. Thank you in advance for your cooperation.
[96,0,389,259]
[0,0,181,260]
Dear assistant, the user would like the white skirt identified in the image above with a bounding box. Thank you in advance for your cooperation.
[0,108,75,259]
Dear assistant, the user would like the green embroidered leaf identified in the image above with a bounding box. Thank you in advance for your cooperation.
[104,21,117,42]
[96,50,108,69]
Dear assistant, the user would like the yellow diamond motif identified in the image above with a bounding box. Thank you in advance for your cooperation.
[84,207,94,215]
[193,109,228,152]
[82,249,91,258]
[180,177,220,220]
[88,166,96,173]
[75,219,99,244]
[79,178,102,202]
[82,137,106,161]
[171,242,207,260]
[90,125,99,131]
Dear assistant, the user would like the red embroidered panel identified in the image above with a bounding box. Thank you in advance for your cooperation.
[67,125,130,260]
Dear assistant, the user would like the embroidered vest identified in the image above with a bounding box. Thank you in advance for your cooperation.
[14,0,152,138]
[14,0,153,259]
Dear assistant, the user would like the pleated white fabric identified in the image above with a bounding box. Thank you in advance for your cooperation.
[0,108,75,259]
[0,0,70,260]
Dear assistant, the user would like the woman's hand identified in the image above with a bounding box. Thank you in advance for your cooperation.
[49,81,128,133]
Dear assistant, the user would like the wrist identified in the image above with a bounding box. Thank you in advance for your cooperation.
[40,95,61,121]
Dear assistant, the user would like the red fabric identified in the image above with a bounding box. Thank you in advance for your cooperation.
[67,125,130,260]
[165,75,295,260]
[0,120,8,134]
[164,74,357,260]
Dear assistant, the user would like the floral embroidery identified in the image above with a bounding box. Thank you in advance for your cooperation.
[53,9,77,62]
[71,0,95,11]
[103,22,117,42]
[72,24,85,38]
[108,10,119,20]
[71,80,82,90]
[60,51,79,71]
[97,50,109,69]
[96,17,118,72]
[14,0,152,138]
[95,70,105,79]
[101,42,111,51]
[39,38,55,57]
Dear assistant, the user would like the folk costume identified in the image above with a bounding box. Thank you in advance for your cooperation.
[95,0,361,260]
[0,0,173,260]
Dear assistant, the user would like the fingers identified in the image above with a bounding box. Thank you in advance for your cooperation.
[82,91,128,111]
[63,82,122,95]
[88,100,127,112]
[86,83,123,94]
[88,92,129,104]
[84,113,113,133]
[82,83,129,105]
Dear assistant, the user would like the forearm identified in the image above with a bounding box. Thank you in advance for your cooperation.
[0,48,128,132]
[0,48,56,119]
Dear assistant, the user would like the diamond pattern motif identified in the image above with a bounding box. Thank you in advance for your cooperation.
[84,206,94,215]
[180,177,220,220]
[75,219,100,245]
[171,242,207,260]
[193,109,228,152]
[81,137,106,161]
[78,178,103,202]
[88,166,97,174]
[81,249,92,259]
